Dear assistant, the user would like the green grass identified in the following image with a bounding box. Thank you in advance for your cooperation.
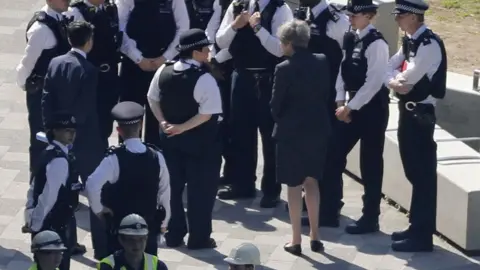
[439,0,480,16]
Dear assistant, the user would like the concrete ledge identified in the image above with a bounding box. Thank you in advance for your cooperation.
[346,102,480,252]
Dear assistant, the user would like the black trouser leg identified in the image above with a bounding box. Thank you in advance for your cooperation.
[26,90,45,172]
[97,69,121,148]
[58,227,71,270]
[89,209,108,259]
[163,147,188,243]
[218,67,233,179]
[322,120,360,217]
[358,101,389,220]
[229,71,259,193]
[397,104,437,238]
[144,231,158,255]
[186,143,222,245]
[67,215,77,247]
[256,74,280,198]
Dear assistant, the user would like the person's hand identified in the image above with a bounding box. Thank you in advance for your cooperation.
[160,121,170,133]
[232,11,250,30]
[96,207,113,219]
[138,58,155,71]
[249,12,261,28]
[388,79,410,95]
[166,124,186,137]
[335,106,352,123]
[151,56,166,70]
[160,227,167,234]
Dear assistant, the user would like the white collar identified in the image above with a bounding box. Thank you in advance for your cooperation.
[408,24,427,40]
[356,24,375,39]
[311,0,329,18]
[71,48,87,59]
[43,5,63,21]
[51,140,69,154]
[123,138,143,147]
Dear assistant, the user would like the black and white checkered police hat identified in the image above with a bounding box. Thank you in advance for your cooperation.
[392,0,429,15]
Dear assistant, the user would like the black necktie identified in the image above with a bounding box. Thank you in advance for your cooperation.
[254,0,260,13]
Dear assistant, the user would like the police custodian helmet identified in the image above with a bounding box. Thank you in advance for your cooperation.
[118,214,149,236]
[31,230,67,252]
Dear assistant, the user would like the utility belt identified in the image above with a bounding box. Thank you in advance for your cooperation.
[398,100,436,126]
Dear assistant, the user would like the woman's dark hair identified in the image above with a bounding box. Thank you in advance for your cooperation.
[46,129,55,143]
[67,21,95,48]
[178,47,203,59]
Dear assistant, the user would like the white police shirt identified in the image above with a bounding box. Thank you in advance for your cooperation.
[85,138,171,227]
[25,141,70,232]
[310,0,350,48]
[63,0,144,63]
[215,0,294,58]
[385,24,442,105]
[147,59,223,117]
[16,5,63,89]
[204,0,222,56]
[335,24,389,110]
[115,0,190,61]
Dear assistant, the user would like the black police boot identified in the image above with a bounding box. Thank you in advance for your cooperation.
[260,196,279,208]
[391,227,412,241]
[345,216,379,235]
[187,238,217,250]
[217,187,256,200]
[391,237,433,252]
[71,243,86,256]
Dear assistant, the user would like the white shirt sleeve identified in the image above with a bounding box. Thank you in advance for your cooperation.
[162,0,190,61]
[30,158,69,232]
[400,39,442,85]
[156,152,171,227]
[335,55,346,102]
[255,4,293,58]
[16,22,57,88]
[326,13,350,48]
[206,0,222,56]
[63,7,85,21]
[347,39,389,110]
[85,155,120,215]
[193,73,223,115]
[215,3,236,49]
[147,64,168,102]
[385,47,405,86]
[116,0,143,63]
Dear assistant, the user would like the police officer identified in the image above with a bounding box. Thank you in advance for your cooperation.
[65,0,142,147]
[16,0,71,173]
[322,0,390,235]
[291,0,350,227]
[64,0,144,257]
[386,0,446,252]
[24,112,82,270]
[147,29,222,249]
[86,101,171,256]
[98,214,168,270]
[115,0,189,146]
[29,230,67,270]
[215,0,293,208]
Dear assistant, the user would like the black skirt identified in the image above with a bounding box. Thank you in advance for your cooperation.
[276,136,328,187]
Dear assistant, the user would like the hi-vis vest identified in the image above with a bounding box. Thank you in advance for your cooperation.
[29,263,59,270]
[98,253,158,270]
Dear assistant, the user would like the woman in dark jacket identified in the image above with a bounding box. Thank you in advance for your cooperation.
[271,20,332,256]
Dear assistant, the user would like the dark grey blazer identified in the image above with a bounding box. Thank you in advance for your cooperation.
[270,48,332,141]
[42,50,104,179]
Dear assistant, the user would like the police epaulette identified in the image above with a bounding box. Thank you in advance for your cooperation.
[105,144,123,156]
[35,11,47,22]
[164,61,175,66]
[145,143,162,153]
[420,30,433,46]
[328,4,341,22]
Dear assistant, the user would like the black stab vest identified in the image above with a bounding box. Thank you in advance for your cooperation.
[396,29,447,102]
[187,0,215,30]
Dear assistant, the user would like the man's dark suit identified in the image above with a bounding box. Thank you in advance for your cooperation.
[270,48,331,189]
[42,50,109,258]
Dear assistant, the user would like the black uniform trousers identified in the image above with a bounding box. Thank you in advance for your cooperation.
[397,102,437,238]
[119,59,160,146]
[323,93,389,220]
[228,69,280,197]
[26,90,46,172]
[217,62,233,179]
[97,65,121,148]
[163,140,222,246]
[33,219,73,270]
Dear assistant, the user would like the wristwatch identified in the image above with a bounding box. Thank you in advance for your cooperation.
[253,23,262,33]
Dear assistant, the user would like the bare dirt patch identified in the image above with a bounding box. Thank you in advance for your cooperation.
[425,0,480,75]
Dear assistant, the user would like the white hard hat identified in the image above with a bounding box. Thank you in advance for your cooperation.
[31,230,66,252]
[224,243,261,265]
[118,214,149,236]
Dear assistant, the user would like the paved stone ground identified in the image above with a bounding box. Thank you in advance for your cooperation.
[1,0,480,269]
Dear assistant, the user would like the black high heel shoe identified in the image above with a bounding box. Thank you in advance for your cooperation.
[283,243,302,256]
[310,240,324,252]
